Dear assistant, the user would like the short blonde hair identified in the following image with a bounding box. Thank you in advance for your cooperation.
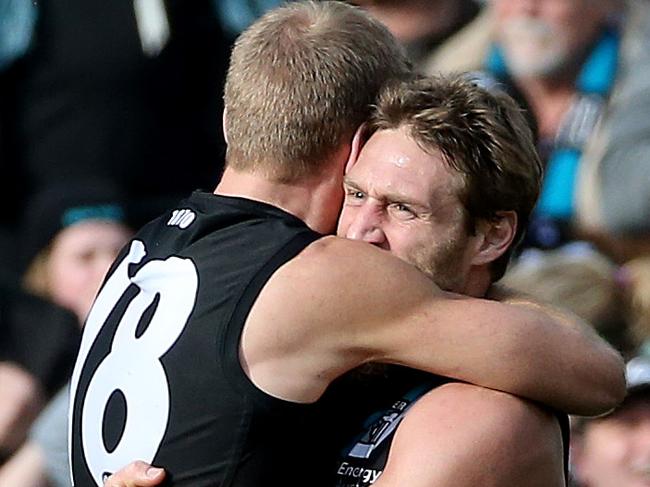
[224,1,411,181]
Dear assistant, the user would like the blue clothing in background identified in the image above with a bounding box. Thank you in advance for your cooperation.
[0,0,37,71]
[214,0,283,37]
[486,30,620,222]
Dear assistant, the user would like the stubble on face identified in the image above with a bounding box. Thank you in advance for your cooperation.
[341,127,474,293]
[406,213,471,293]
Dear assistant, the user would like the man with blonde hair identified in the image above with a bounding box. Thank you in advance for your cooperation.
[108,72,569,487]
[71,3,624,487]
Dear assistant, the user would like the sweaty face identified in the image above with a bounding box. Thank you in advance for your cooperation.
[47,220,132,323]
[337,127,473,292]
[494,0,608,79]
[574,399,650,487]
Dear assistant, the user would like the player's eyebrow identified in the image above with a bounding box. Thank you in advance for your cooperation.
[343,176,363,190]
[343,176,430,211]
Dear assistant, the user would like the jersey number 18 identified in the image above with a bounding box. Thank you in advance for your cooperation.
[69,240,199,486]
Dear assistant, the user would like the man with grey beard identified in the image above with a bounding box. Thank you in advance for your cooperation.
[482,0,650,257]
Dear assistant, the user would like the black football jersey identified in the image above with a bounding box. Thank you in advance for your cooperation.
[69,192,324,486]
[331,367,570,487]
[330,368,447,487]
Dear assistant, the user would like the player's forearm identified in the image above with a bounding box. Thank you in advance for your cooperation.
[374,293,625,416]
[486,284,612,339]
[497,300,625,415]
[484,285,626,414]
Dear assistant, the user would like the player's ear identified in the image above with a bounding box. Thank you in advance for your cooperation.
[471,211,517,266]
[222,109,229,145]
[345,124,368,174]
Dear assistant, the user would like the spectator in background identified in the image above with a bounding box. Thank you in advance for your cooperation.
[0,361,45,464]
[19,183,133,324]
[424,0,650,262]
[570,355,650,487]
[0,0,229,277]
[352,0,483,70]
[487,0,623,251]
[0,286,78,461]
[0,182,132,487]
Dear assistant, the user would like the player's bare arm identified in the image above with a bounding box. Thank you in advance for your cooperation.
[242,236,625,415]
[373,382,565,487]
[487,283,603,339]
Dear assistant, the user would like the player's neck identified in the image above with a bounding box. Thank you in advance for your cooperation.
[215,166,342,235]
[460,267,491,298]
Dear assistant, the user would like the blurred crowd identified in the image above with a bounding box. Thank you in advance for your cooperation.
[1,1,649,486]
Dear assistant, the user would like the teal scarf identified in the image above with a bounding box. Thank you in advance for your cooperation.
[486,29,620,221]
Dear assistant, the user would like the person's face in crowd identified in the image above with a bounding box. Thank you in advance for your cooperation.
[46,221,131,323]
[572,397,650,487]
[493,0,611,79]
[337,126,476,293]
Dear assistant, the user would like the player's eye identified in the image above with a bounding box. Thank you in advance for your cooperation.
[345,188,366,201]
[389,203,416,220]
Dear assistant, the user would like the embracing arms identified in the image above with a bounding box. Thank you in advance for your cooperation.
[242,237,625,415]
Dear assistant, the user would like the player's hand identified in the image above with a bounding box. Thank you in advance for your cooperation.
[103,461,166,487]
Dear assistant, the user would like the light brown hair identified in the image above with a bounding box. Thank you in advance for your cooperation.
[22,247,52,299]
[224,0,411,182]
[368,74,542,280]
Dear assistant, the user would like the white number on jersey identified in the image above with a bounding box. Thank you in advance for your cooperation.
[69,240,199,486]
[167,208,196,229]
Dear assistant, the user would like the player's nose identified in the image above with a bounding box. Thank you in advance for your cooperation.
[345,205,386,246]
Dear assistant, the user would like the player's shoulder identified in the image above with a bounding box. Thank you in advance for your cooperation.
[405,382,558,437]
[250,236,419,334]
[395,382,563,471]
[381,383,565,486]
[252,236,374,316]
[290,235,421,283]
[264,235,443,329]
[299,235,389,260]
